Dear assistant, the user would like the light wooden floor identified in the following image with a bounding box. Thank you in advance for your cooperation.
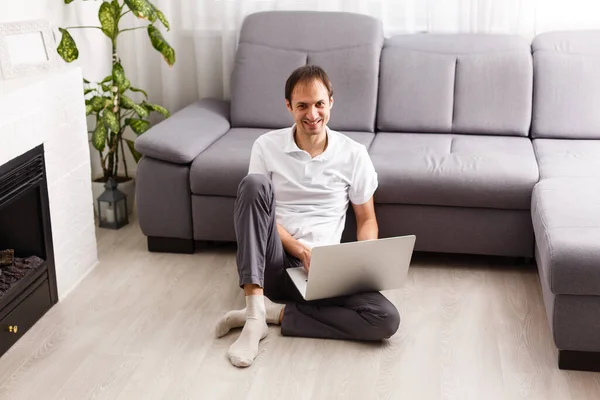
[1,215,599,400]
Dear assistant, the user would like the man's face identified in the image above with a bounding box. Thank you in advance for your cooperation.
[286,79,333,138]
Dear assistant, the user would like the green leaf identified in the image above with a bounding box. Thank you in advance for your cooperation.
[129,86,148,99]
[92,120,108,151]
[128,118,150,135]
[89,96,106,112]
[56,28,79,63]
[85,104,94,116]
[147,25,175,66]
[101,83,112,92]
[103,109,120,132]
[112,62,126,88]
[65,0,75,4]
[83,78,90,84]
[99,2,117,39]
[156,10,170,30]
[120,94,135,109]
[111,0,121,15]
[124,0,157,22]
[101,75,112,84]
[120,78,131,94]
[149,1,170,30]
[125,139,143,163]
[84,88,94,95]
[132,103,149,118]
[144,102,170,117]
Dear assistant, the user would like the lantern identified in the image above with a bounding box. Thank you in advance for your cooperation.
[97,177,128,229]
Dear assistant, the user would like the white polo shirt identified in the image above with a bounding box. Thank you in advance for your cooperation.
[248,125,378,249]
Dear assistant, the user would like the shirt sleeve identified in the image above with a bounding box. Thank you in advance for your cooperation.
[349,145,378,205]
[248,139,270,177]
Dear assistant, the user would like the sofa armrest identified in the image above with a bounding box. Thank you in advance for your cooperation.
[134,98,230,164]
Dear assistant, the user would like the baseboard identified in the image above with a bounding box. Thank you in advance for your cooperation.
[558,350,600,372]
[147,236,194,254]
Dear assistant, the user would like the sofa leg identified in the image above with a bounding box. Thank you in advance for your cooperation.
[558,350,600,372]
[147,236,194,254]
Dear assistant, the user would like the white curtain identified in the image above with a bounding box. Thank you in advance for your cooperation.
[56,0,600,120]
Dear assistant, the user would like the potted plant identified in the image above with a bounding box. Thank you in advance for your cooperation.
[56,0,175,216]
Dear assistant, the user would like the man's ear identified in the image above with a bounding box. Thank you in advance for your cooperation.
[286,99,293,112]
[330,97,334,109]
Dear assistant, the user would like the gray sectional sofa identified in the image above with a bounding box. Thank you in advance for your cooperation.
[134,11,600,371]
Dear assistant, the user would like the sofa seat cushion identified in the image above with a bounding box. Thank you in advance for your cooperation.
[190,128,375,197]
[532,178,600,296]
[533,139,600,179]
[369,133,539,209]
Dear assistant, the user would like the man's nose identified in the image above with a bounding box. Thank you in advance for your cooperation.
[307,106,318,120]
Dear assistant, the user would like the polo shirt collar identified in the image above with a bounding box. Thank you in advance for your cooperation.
[284,124,334,160]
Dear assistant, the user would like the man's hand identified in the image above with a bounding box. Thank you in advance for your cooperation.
[297,243,312,272]
[277,224,312,272]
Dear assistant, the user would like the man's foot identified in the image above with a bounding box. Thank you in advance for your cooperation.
[215,296,284,338]
[228,295,269,367]
[228,317,268,367]
[215,309,246,338]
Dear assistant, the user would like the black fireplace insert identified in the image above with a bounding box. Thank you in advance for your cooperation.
[0,145,58,357]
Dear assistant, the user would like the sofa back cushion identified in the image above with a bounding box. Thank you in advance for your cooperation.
[377,34,533,136]
[230,11,383,132]
[532,31,600,139]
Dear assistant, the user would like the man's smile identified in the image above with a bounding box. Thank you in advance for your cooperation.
[303,119,322,127]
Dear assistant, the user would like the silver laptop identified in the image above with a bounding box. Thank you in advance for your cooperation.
[286,235,416,301]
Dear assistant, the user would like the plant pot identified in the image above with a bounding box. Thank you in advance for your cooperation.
[92,177,135,217]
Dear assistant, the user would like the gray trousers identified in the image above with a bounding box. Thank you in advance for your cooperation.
[234,174,400,341]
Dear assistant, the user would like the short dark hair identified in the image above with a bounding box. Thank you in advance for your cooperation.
[285,65,333,106]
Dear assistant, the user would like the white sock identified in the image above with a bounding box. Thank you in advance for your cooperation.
[264,296,285,325]
[215,296,284,338]
[227,295,269,367]
[215,308,246,338]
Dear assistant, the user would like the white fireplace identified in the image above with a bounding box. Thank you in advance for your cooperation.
[0,65,99,299]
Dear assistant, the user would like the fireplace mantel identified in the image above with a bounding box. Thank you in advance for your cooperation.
[0,65,98,299]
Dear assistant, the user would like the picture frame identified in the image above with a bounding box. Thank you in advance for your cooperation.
[0,19,57,80]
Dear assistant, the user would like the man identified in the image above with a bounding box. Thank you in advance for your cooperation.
[215,65,400,368]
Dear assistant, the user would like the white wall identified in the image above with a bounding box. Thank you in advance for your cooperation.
[0,0,59,23]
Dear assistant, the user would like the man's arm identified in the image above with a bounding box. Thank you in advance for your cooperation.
[277,224,312,271]
[352,196,378,241]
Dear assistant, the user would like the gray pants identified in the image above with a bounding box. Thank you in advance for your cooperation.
[234,174,400,341]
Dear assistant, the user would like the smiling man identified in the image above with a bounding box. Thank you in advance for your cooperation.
[215,65,400,368]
